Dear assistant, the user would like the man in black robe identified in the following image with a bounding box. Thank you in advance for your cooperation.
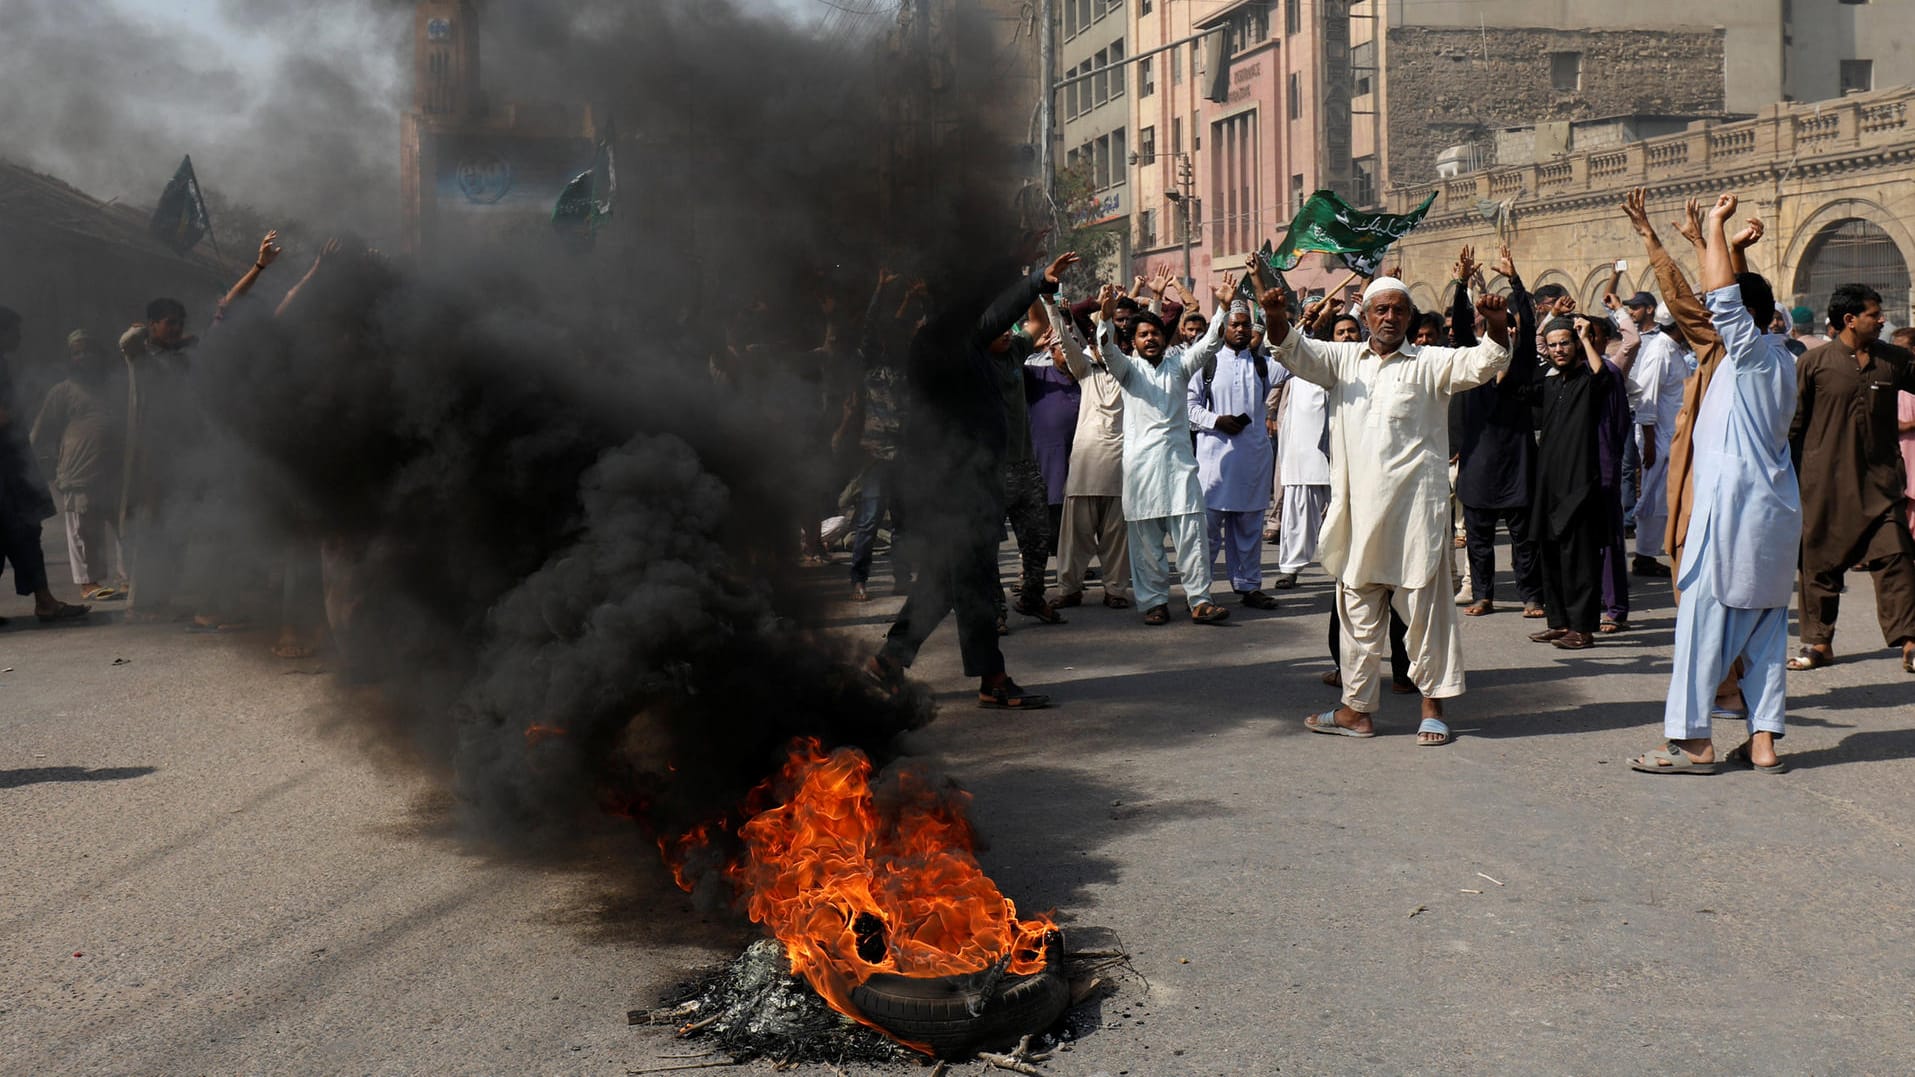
[1525,315,1622,650]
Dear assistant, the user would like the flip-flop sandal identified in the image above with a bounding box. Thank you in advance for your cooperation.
[1598,616,1628,634]
[82,586,124,602]
[1415,717,1453,746]
[1629,744,1721,775]
[1786,646,1833,671]
[1190,602,1230,624]
[1463,600,1494,616]
[1143,605,1170,626]
[1724,741,1787,774]
[1522,604,1547,619]
[1305,709,1375,738]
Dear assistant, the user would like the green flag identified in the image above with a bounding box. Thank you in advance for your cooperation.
[552,136,617,243]
[149,155,213,255]
[1270,190,1437,277]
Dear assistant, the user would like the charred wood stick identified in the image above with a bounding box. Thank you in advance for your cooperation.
[978,1052,1044,1075]
[626,1061,739,1075]
[929,1062,950,1077]
[675,1011,724,1036]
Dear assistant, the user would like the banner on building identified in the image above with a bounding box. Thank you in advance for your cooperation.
[1270,189,1438,277]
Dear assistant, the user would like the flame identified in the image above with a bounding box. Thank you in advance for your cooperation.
[667,738,1055,1039]
[524,723,568,748]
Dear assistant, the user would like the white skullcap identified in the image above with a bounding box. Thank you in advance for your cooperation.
[1362,276,1410,303]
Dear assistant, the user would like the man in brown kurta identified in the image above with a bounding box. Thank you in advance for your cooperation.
[1787,283,1915,671]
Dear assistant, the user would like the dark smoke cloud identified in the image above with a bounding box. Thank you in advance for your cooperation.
[145,0,1043,854]
[0,0,405,237]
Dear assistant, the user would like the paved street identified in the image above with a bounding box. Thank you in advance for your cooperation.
[5,532,1915,1076]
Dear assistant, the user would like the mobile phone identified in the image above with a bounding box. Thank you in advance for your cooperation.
[1614,259,1628,272]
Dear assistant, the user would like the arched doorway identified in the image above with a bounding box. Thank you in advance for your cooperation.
[1793,218,1913,331]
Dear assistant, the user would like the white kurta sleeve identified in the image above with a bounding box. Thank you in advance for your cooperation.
[1096,320,1139,388]
[1271,326,1341,390]
[1438,336,1512,392]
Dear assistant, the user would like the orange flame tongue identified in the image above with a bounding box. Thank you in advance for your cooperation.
[724,739,1054,1028]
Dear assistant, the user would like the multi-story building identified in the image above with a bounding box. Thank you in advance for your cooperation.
[1127,0,1369,299]
[1376,1,1915,189]
[1058,0,1133,278]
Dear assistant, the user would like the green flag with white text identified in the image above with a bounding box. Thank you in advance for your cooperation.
[1270,190,1437,277]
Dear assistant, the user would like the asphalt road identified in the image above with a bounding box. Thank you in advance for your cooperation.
[5,531,1914,1076]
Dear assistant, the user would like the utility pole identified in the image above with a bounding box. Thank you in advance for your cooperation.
[1137,150,1196,289]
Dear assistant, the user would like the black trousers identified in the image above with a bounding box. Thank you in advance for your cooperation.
[1462,504,1542,606]
[1539,503,1607,634]
[881,517,1005,679]
[1328,602,1410,684]
[0,515,48,597]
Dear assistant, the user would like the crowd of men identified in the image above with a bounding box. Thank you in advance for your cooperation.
[4,188,1915,771]
[0,231,359,655]
[848,188,1915,770]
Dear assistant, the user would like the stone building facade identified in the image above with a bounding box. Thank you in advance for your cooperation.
[1383,26,1729,188]
[1385,87,1915,330]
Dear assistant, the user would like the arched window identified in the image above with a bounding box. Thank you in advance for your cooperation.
[1793,218,1912,330]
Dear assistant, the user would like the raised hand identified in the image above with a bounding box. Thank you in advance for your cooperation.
[1214,272,1239,309]
[256,230,282,268]
[1132,272,1148,296]
[1477,292,1509,334]
[1731,217,1765,250]
[1097,283,1119,321]
[1671,198,1705,251]
[1453,244,1476,283]
[1494,243,1516,281]
[1621,188,1655,239]
[877,266,901,287]
[1044,251,1082,284]
[1708,192,1739,224]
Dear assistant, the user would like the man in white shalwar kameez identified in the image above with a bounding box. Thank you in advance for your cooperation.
[1187,302,1279,608]
[1094,285,1233,624]
[1627,319,1692,574]
[1262,279,1512,745]
[1272,316,1342,587]
[1630,192,1801,775]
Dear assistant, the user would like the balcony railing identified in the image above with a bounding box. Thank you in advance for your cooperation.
[1388,86,1915,216]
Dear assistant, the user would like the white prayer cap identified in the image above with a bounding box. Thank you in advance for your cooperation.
[1654,301,1671,325]
[1362,276,1410,303]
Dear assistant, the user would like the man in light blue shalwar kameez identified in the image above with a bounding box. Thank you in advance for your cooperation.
[1632,191,1802,775]
[1187,302,1281,609]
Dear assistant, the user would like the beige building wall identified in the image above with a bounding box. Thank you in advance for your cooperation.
[1384,88,1915,329]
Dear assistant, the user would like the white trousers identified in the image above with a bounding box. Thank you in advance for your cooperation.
[1664,562,1787,740]
[1128,512,1213,611]
[1337,580,1466,713]
[1206,508,1264,593]
[1277,484,1329,574]
[1635,440,1673,557]
[63,506,123,586]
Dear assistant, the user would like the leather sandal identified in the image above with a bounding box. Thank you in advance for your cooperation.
[1528,627,1569,643]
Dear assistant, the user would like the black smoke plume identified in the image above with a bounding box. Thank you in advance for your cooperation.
[144,0,1045,852]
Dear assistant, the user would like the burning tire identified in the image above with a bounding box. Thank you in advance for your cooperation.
[848,934,1070,1059]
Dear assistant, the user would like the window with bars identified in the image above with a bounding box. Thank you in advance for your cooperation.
[1141,56,1154,96]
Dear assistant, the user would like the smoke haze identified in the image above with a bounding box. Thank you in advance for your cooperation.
[46,0,1044,863]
